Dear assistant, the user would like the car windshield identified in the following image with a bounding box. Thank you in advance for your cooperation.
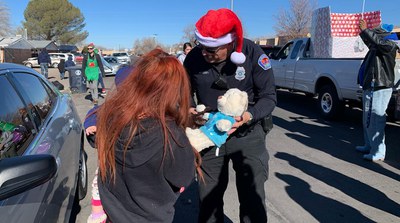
[113,53,127,56]
[105,57,117,63]
[101,56,112,68]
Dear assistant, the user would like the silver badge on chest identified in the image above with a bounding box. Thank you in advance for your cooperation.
[235,66,246,81]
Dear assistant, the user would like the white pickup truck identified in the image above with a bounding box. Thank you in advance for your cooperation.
[270,37,400,119]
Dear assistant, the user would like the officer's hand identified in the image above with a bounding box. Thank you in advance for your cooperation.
[228,111,252,135]
[359,19,367,31]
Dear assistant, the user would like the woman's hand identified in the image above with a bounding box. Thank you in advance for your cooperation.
[85,126,97,135]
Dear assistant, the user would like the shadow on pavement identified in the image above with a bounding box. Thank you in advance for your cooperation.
[275,90,400,170]
[275,172,375,222]
[173,179,234,223]
[275,152,400,218]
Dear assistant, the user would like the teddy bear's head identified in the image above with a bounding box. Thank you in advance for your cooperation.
[217,88,248,117]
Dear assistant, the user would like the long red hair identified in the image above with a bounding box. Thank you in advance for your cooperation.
[96,49,200,182]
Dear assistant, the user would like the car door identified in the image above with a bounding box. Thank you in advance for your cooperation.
[271,41,294,88]
[284,39,304,89]
[0,70,81,222]
[0,70,49,222]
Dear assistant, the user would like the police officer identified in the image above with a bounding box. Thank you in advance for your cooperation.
[184,8,276,223]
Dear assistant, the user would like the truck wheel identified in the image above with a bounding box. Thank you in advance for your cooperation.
[318,85,344,119]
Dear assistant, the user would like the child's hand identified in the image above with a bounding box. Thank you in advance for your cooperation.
[86,126,97,135]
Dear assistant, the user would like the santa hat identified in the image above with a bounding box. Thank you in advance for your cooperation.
[195,8,245,65]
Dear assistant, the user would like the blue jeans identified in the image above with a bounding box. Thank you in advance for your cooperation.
[40,63,49,78]
[60,72,64,79]
[362,88,392,157]
[98,73,105,89]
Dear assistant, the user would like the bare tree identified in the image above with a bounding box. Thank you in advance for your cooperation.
[182,24,196,44]
[132,37,165,56]
[273,0,316,40]
[0,1,12,37]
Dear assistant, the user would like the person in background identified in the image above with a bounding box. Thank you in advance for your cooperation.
[82,43,105,105]
[38,48,51,78]
[178,42,192,64]
[63,55,76,80]
[57,59,66,80]
[65,54,76,68]
[184,8,276,222]
[96,49,201,222]
[94,48,107,96]
[356,20,399,161]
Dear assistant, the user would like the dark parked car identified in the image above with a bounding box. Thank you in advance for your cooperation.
[0,63,87,222]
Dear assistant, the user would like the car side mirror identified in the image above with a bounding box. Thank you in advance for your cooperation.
[0,154,57,200]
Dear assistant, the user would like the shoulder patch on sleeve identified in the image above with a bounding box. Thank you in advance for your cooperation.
[258,54,271,71]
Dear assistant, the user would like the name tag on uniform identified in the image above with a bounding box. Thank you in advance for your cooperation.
[258,54,271,70]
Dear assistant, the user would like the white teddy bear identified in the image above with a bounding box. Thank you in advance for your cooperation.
[186,88,248,153]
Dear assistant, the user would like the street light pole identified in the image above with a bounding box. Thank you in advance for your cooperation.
[153,34,158,45]
[230,0,234,11]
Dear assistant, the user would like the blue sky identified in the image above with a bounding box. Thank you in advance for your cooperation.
[3,0,398,49]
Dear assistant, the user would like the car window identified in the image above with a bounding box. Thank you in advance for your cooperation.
[290,40,303,59]
[12,72,56,126]
[101,57,112,68]
[105,57,117,63]
[276,42,293,60]
[0,75,35,158]
[113,53,127,57]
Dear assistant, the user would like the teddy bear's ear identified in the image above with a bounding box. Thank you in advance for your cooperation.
[240,91,248,101]
[238,91,248,113]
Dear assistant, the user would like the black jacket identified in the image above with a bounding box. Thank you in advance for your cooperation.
[57,60,65,73]
[184,38,277,123]
[98,118,195,223]
[38,50,51,64]
[358,28,398,90]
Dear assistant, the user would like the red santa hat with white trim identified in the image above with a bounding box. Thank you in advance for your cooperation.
[195,8,245,65]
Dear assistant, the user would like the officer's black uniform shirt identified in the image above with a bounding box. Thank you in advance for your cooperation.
[184,38,277,122]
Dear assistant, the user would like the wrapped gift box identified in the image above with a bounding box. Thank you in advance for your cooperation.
[310,7,381,58]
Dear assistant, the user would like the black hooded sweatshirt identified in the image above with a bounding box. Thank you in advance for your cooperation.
[98,118,195,223]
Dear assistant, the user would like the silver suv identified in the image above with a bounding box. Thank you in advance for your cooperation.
[23,55,62,68]
[112,52,131,65]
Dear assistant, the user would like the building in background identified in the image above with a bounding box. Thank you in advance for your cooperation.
[0,36,32,64]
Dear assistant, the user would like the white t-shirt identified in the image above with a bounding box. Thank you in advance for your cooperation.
[178,54,186,64]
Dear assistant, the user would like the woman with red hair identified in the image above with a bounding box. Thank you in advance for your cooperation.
[95,49,200,222]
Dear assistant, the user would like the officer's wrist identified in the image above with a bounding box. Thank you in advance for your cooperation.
[246,111,253,124]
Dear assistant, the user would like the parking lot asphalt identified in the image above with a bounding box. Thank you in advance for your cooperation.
[41,67,400,223]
